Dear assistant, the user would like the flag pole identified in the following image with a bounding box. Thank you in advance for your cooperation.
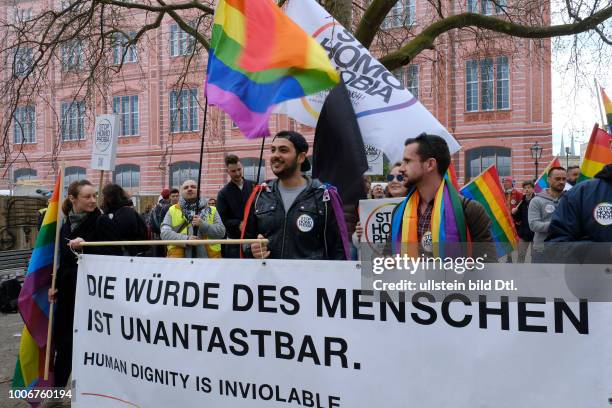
[594,78,606,129]
[256,136,266,183]
[194,98,209,237]
[45,162,65,380]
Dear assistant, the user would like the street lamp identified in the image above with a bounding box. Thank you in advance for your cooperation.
[530,141,543,180]
[564,146,570,169]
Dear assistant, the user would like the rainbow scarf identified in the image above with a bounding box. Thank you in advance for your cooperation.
[13,173,61,391]
[391,179,468,257]
[534,157,561,193]
[206,0,339,137]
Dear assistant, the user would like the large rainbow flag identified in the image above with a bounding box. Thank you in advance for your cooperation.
[601,87,612,134]
[578,124,612,182]
[206,0,339,137]
[12,173,61,390]
[534,157,561,193]
[460,165,518,258]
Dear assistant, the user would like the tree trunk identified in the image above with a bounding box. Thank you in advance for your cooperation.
[325,0,352,28]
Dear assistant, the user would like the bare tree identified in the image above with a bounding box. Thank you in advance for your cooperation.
[0,0,610,171]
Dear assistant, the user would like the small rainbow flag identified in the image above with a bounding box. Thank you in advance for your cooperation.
[206,0,339,137]
[601,87,612,134]
[13,173,61,391]
[534,157,561,193]
[578,124,612,182]
[460,165,518,258]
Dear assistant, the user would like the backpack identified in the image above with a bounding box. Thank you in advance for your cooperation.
[150,203,170,234]
[0,278,22,313]
[112,207,151,256]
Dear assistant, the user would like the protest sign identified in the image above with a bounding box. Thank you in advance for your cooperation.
[71,255,612,407]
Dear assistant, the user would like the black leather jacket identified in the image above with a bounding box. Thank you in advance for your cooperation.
[243,177,347,260]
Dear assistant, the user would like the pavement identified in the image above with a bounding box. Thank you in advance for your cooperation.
[0,311,30,408]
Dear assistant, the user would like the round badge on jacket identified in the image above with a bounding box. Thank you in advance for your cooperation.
[544,204,556,214]
[421,231,433,253]
[297,214,314,232]
[593,202,612,226]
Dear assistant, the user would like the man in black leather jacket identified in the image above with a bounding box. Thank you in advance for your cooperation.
[242,131,348,260]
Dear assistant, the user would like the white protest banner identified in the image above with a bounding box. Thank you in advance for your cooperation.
[91,114,119,171]
[72,255,612,407]
[278,0,460,164]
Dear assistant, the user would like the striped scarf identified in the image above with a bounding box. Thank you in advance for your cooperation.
[391,179,469,257]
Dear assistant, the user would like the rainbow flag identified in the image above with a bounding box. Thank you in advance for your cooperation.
[578,124,612,182]
[460,165,518,258]
[601,87,612,134]
[206,0,339,137]
[534,157,561,193]
[12,173,61,391]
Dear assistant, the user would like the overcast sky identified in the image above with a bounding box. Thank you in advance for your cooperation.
[551,0,611,155]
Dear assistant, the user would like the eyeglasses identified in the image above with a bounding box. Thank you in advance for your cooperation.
[387,174,404,182]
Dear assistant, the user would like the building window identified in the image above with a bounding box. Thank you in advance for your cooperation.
[113,32,137,64]
[60,40,83,71]
[64,166,86,187]
[13,168,36,182]
[382,0,415,29]
[480,58,494,111]
[170,23,195,57]
[465,147,511,181]
[466,57,509,112]
[114,164,140,188]
[407,65,419,99]
[467,0,505,14]
[61,101,86,141]
[241,158,266,183]
[13,47,33,77]
[170,89,198,133]
[496,56,510,110]
[113,95,139,136]
[13,106,36,144]
[465,60,479,112]
[169,161,199,188]
[13,7,33,23]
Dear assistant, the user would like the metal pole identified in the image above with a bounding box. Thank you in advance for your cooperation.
[256,136,266,183]
[534,157,539,181]
[194,98,209,237]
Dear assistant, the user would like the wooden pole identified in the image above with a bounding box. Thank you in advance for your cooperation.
[79,238,268,247]
[97,169,104,206]
[44,162,65,380]
[594,78,607,130]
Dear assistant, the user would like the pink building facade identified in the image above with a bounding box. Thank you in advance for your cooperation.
[1,0,552,200]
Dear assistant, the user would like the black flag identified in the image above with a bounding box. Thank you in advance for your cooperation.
[312,81,368,206]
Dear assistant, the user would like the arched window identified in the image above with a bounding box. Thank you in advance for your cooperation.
[241,158,266,183]
[465,147,511,181]
[114,164,140,188]
[13,168,36,182]
[169,161,199,188]
[65,166,87,186]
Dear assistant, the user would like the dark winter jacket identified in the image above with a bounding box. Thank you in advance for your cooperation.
[512,194,535,242]
[242,177,347,260]
[548,164,612,243]
[103,201,150,256]
[216,178,255,258]
[55,209,120,345]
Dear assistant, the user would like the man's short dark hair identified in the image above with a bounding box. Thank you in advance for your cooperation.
[225,154,240,167]
[169,188,179,195]
[567,165,579,172]
[548,166,566,177]
[404,133,450,176]
[522,180,534,188]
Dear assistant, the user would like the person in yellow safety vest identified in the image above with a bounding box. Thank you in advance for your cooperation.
[160,179,226,258]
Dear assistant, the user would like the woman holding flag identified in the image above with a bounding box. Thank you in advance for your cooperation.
[48,180,120,387]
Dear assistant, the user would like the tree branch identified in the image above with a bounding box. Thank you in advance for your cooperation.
[379,6,612,69]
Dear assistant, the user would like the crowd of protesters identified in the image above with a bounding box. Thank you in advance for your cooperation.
[43,130,611,388]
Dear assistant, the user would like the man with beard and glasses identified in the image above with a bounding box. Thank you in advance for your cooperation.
[390,133,495,259]
[241,131,350,260]
[161,179,226,258]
